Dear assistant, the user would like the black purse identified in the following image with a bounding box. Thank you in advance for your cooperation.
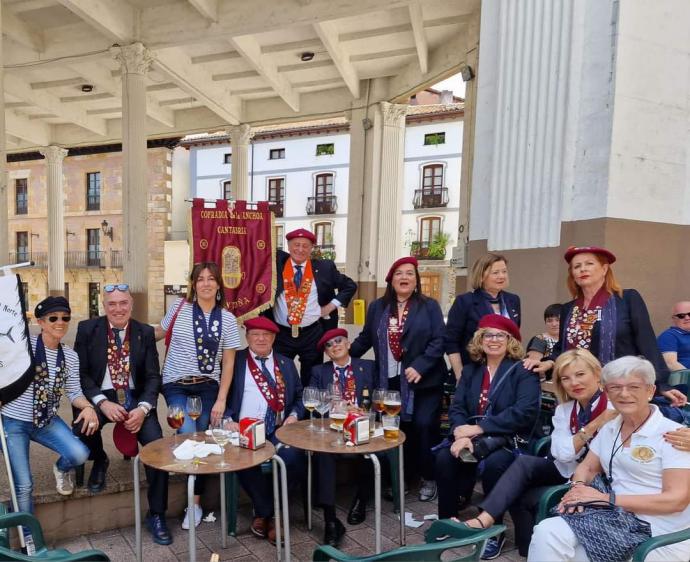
[470,434,510,460]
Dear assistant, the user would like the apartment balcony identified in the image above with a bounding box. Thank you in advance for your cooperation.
[109,250,123,269]
[312,244,336,261]
[306,195,337,215]
[65,251,105,268]
[268,201,284,218]
[410,243,445,260]
[8,252,47,268]
[413,188,449,209]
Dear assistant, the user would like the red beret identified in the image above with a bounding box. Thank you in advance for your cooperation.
[478,314,521,342]
[286,228,316,244]
[317,328,349,352]
[244,317,280,334]
[113,421,138,457]
[385,257,419,283]
[564,246,616,265]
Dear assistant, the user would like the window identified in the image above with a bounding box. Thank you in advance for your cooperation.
[315,173,333,198]
[316,143,335,156]
[422,165,444,192]
[86,172,101,211]
[274,225,284,250]
[424,132,446,146]
[16,231,29,261]
[223,180,232,200]
[86,228,100,266]
[268,178,285,217]
[223,153,231,164]
[419,217,441,248]
[314,222,333,246]
[15,179,28,215]
[269,148,285,160]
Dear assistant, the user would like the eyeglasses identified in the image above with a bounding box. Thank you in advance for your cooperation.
[47,315,71,323]
[673,312,690,320]
[605,383,649,395]
[482,332,508,341]
[104,284,130,293]
[325,336,346,348]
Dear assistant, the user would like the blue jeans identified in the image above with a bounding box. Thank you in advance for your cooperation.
[1,415,89,513]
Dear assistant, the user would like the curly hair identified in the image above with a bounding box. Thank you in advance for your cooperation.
[552,348,602,403]
[467,327,524,363]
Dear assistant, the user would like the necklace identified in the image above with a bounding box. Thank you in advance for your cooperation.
[396,298,409,307]
[607,407,653,484]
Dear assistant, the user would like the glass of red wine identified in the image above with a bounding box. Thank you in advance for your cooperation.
[167,404,185,449]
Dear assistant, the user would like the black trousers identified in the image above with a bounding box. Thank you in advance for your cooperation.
[274,322,324,387]
[73,399,169,515]
[480,455,566,556]
[314,453,372,507]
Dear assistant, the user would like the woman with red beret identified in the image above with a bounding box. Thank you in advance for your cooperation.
[350,257,446,502]
[526,246,685,407]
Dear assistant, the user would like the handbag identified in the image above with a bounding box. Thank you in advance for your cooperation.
[556,475,652,562]
[470,434,510,460]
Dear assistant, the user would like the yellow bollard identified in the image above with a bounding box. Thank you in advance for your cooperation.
[353,299,366,326]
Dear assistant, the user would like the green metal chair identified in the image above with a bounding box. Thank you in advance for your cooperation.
[312,519,506,561]
[535,485,690,561]
[668,369,690,387]
[0,506,110,561]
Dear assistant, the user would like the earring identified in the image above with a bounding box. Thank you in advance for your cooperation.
[216,291,221,302]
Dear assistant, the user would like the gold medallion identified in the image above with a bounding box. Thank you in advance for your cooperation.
[631,445,655,463]
[116,388,127,405]
[292,325,299,338]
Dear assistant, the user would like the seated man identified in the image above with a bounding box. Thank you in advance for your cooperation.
[72,284,170,545]
[227,317,305,545]
[658,301,690,372]
[311,328,377,545]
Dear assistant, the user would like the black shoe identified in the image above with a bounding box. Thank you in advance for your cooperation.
[347,498,367,525]
[146,513,173,545]
[87,457,109,493]
[324,518,345,547]
[75,465,85,488]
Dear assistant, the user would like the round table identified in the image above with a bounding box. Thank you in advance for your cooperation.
[134,434,290,562]
[276,420,406,553]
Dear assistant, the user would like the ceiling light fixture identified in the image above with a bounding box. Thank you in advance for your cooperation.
[81,84,94,93]
[300,52,315,62]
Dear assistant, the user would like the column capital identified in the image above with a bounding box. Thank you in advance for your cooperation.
[379,101,407,127]
[38,145,68,164]
[228,124,254,146]
[111,42,155,75]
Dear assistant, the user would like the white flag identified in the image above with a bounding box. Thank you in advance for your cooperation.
[0,274,33,403]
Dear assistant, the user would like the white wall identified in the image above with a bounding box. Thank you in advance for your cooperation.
[170,147,190,241]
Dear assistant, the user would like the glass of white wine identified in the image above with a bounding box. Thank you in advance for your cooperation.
[316,389,330,433]
[303,387,319,431]
[211,417,232,468]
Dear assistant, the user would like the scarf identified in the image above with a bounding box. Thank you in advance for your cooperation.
[247,354,286,434]
[481,290,510,319]
[565,287,617,365]
[333,364,357,405]
[192,301,222,373]
[569,391,609,435]
[32,335,67,428]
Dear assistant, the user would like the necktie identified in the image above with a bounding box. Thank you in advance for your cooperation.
[336,366,347,395]
[113,328,123,350]
[257,356,277,434]
[294,264,303,288]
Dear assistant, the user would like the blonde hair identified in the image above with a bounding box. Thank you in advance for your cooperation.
[567,254,623,299]
[552,349,602,403]
[467,327,524,363]
[470,253,508,291]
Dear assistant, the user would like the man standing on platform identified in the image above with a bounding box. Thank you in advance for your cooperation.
[72,284,171,545]
[268,228,357,386]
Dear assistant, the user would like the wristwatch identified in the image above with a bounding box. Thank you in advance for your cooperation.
[578,427,592,444]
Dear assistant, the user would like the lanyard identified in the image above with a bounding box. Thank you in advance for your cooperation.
[607,408,653,484]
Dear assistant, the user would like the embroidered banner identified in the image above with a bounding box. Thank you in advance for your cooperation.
[191,199,276,321]
[0,274,34,404]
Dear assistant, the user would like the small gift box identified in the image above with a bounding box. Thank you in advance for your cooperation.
[239,418,266,450]
[344,412,370,445]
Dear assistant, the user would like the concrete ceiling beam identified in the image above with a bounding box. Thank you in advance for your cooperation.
[408,1,428,74]
[2,8,44,51]
[5,110,51,146]
[313,21,360,99]
[55,0,137,43]
[188,0,218,22]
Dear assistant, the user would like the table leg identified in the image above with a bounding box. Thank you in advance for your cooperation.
[188,475,196,562]
[307,451,312,531]
[366,454,382,553]
[272,454,291,562]
[398,444,406,546]
[220,473,227,549]
[272,457,282,562]
[134,455,142,562]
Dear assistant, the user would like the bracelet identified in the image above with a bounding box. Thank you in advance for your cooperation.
[578,428,592,444]
[570,480,586,487]
[82,405,95,411]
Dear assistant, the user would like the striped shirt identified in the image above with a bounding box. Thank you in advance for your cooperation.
[161,298,241,384]
[2,336,82,423]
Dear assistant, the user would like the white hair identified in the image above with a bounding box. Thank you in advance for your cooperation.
[601,356,656,386]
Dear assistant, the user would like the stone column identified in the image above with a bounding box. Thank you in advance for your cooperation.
[0,0,7,265]
[375,102,407,288]
[38,146,68,296]
[229,124,253,201]
[112,43,153,321]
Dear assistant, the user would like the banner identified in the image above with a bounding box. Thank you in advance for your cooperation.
[191,199,276,321]
[0,274,34,404]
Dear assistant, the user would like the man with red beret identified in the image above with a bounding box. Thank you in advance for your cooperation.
[225,316,305,545]
[266,228,357,387]
[309,328,377,544]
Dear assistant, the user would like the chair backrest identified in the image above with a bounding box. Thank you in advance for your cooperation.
[535,483,570,524]
[0,504,8,550]
[669,369,690,387]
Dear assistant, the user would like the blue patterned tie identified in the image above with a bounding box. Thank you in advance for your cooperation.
[113,328,123,350]
[336,366,348,395]
[257,356,277,434]
[293,264,303,288]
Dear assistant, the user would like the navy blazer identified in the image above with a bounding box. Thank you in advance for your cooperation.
[310,358,377,404]
[444,289,521,365]
[268,250,358,331]
[74,316,161,407]
[350,296,446,391]
[449,358,540,438]
[226,348,305,422]
[553,289,670,390]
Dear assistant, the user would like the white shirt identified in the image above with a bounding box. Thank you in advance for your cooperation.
[550,397,616,478]
[590,405,690,547]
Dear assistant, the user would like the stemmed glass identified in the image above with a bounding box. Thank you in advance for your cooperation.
[330,399,347,446]
[303,387,319,431]
[186,395,202,438]
[328,382,342,400]
[315,389,330,433]
[166,404,185,449]
[211,417,232,468]
[372,389,385,424]
[384,390,402,416]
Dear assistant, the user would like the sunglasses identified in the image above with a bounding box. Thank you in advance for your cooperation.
[325,336,346,348]
[47,315,71,323]
[104,284,130,293]
[673,312,690,320]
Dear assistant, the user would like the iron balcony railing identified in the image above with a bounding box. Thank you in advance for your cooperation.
[65,250,105,268]
[306,195,337,215]
[413,188,449,209]
[8,252,47,267]
[268,201,284,218]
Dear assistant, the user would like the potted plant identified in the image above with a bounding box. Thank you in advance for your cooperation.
[427,231,451,259]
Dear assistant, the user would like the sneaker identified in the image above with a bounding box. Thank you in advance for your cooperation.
[418,479,437,502]
[181,504,203,530]
[481,533,506,560]
[53,464,74,496]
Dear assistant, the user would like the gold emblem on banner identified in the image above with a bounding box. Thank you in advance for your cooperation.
[256,239,266,250]
[631,445,655,463]
[221,245,242,289]
[256,283,266,294]
[200,239,208,250]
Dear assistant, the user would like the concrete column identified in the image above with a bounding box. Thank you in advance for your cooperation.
[229,124,253,201]
[112,43,153,320]
[0,0,7,266]
[374,102,407,288]
[38,146,68,296]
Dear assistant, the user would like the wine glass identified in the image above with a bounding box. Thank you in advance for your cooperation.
[166,404,185,449]
[372,389,385,424]
[328,382,342,401]
[316,389,330,433]
[186,395,202,438]
[330,399,347,447]
[303,387,319,431]
[384,390,402,416]
[211,417,232,468]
